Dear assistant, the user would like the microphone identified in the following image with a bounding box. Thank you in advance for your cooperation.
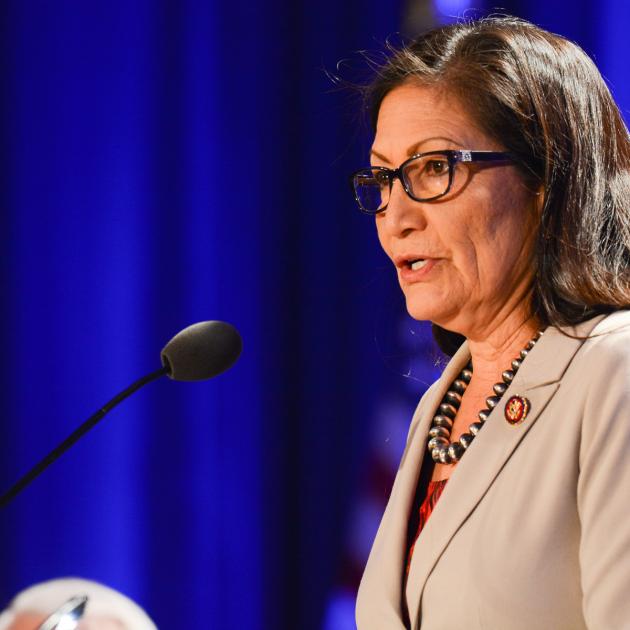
[161,320,242,381]
[0,321,242,509]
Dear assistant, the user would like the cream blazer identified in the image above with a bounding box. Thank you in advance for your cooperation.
[356,311,630,630]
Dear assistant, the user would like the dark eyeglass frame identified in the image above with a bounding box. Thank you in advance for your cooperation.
[349,150,515,214]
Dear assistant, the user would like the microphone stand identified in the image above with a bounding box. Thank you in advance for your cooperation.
[0,365,169,509]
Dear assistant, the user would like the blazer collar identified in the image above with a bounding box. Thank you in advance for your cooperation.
[405,314,607,629]
[356,341,472,629]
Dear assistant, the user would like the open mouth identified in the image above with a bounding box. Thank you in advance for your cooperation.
[408,259,429,271]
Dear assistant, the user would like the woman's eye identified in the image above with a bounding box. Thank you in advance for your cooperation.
[425,160,448,176]
[374,171,390,187]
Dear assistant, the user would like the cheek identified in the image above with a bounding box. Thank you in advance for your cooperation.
[375,217,392,260]
[481,213,535,288]
[443,185,535,289]
[436,217,481,285]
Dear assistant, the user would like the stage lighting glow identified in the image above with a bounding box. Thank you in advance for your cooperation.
[434,0,472,17]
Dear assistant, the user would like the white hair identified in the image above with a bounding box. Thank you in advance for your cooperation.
[0,578,157,630]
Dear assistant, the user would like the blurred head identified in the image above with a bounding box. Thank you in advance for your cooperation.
[0,578,157,630]
[359,17,630,349]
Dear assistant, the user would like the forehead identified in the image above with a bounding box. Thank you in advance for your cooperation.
[373,82,497,161]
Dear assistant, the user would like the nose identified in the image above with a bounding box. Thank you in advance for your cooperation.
[377,178,428,238]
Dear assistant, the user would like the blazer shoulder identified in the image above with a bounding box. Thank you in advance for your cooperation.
[561,310,630,438]
[576,310,630,366]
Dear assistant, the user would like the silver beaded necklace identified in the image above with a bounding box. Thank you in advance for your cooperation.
[427,331,543,465]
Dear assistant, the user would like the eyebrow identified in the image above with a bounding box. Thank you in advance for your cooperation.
[370,136,461,163]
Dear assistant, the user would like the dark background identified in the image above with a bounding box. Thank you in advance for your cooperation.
[0,1,628,628]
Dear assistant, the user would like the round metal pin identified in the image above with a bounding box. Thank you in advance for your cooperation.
[504,395,530,425]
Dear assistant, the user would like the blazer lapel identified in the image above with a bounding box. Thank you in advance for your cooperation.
[358,343,471,627]
[405,316,606,629]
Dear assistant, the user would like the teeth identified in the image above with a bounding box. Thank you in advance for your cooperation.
[410,259,428,271]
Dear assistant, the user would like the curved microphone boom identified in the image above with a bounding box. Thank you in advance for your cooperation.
[0,321,242,509]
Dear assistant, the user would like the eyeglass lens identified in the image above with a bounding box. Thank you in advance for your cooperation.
[353,153,452,212]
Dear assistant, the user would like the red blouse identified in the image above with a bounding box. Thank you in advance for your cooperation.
[405,478,448,575]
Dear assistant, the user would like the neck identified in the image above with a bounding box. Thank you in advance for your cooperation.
[466,311,541,384]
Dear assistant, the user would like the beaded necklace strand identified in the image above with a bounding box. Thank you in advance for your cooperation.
[427,331,543,465]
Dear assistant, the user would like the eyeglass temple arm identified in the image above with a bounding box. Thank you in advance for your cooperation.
[457,150,514,163]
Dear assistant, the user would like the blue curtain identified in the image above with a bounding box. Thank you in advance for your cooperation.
[0,2,405,628]
[483,0,630,117]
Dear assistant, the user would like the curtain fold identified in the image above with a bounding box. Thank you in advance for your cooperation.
[0,2,403,628]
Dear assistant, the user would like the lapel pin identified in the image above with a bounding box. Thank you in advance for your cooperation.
[504,395,530,425]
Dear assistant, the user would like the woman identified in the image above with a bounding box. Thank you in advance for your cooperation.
[351,17,630,630]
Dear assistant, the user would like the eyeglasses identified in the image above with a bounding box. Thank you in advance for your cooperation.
[349,150,514,214]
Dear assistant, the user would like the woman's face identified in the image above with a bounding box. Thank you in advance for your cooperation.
[373,83,539,339]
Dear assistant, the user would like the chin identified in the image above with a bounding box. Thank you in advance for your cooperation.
[402,284,445,321]
[403,294,468,340]
[404,295,443,323]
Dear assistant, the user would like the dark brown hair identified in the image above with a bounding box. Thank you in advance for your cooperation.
[365,17,630,354]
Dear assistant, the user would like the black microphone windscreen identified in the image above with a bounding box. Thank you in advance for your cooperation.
[160,321,242,381]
